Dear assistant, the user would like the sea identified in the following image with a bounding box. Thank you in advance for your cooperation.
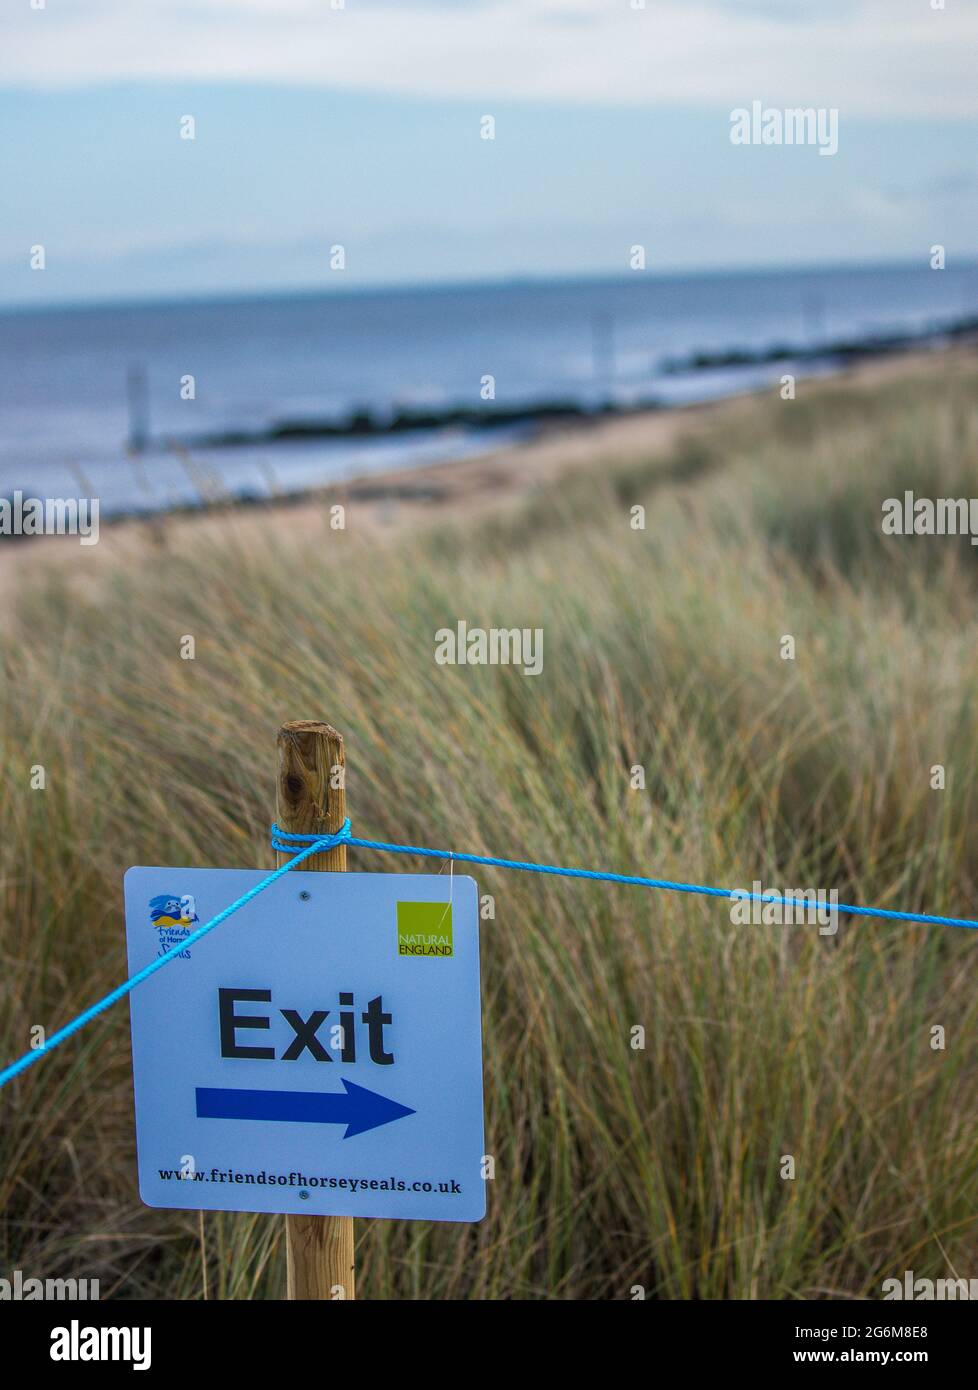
[1,261,976,518]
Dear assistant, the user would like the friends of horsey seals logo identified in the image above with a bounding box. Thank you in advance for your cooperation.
[149,894,199,960]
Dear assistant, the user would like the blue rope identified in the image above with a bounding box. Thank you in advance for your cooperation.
[0,834,329,1091]
[271,822,978,930]
[2,817,976,1093]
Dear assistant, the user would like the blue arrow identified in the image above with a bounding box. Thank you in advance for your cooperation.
[195,1080,416,1138]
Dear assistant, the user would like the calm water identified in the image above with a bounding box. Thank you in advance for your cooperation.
[1,263,976,516]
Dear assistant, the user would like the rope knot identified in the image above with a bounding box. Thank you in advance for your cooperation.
[270,819,353,854]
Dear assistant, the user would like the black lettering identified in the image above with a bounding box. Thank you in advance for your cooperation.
[219,988,274,1059]
[362,995,394,1065]
[338,991,356,1062]
[280,1008,331,1061]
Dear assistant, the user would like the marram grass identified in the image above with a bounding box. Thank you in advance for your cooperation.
[2,357,978,1299]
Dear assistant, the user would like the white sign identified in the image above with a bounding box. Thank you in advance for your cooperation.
[124,868,486,1223]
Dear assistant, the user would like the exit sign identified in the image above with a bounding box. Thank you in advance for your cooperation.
[124,868,486,1223]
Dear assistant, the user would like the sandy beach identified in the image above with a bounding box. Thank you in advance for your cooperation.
[1,345,965,609]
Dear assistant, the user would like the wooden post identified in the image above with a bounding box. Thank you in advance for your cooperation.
[276,719,355,1301]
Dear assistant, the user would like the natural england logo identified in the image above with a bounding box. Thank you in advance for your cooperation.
[0,491,99,544]
[729,101,839,156]
[149,893,199,960]
[434,620,543,677]
[397,901,453,957]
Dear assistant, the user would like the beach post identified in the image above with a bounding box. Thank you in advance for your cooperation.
[275,719,356,1300]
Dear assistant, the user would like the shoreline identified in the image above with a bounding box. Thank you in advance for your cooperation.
[154,306,978,454]
[0,343,972,605]
[0,390,743,603]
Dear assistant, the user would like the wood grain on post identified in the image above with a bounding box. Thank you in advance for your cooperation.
[276,720,355,1301]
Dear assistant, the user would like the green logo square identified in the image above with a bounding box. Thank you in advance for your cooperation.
[397,901,454,958]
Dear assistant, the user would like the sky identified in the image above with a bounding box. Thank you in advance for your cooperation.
[2,0,977,307]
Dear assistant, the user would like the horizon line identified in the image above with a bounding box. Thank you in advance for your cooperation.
[1,253,975,319]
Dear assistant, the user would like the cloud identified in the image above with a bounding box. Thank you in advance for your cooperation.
[5,0,978,117]
[699,0,862,21]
